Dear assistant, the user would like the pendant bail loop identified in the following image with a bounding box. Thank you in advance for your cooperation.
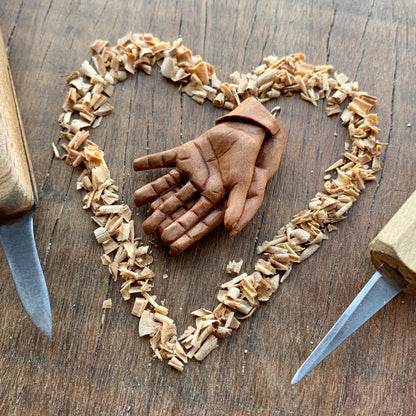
[271,106,281,118]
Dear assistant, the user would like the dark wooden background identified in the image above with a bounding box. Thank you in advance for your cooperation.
[0,0,415,415]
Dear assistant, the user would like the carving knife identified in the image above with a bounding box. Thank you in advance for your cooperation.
[0,30,52,338]
[292,189,416,384]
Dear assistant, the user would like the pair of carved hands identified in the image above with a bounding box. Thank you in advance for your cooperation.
[133,97,286,254]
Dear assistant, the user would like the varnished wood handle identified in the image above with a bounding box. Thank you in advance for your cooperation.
[368,190,416,294]
[0,30,36,220]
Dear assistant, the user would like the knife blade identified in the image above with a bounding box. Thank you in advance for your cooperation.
[0,213,52,338]
[292,189,416,384]
[0,30,52,338]
[291,264,407,384]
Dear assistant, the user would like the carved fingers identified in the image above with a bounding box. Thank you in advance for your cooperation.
[144,184,226,255]
[132,97,286,254]
[228,125,287,236]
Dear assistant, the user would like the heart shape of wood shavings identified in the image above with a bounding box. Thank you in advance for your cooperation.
[55,32,383,372]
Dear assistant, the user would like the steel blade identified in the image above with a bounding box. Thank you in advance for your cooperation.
[0,212,52,338]
[291,264,407,384]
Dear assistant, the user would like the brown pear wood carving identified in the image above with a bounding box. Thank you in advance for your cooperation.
[133,97,286,254]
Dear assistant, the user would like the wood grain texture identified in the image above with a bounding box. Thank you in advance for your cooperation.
[0,30,35,218]
[0,0,415,415]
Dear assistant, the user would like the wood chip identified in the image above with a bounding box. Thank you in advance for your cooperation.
[94,227,111,244]
[299,245,320,262]
[254,258,276,275]
[102,238,119,254]
[193,335,218,361]
[138,310,160,337]
[131,297,148,317]
[52,142,60,158]
[226,259,243,274]
[168,356,184,372]
[143,292,169,315]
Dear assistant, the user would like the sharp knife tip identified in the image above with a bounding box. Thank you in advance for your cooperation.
[290,370,305,385]
[35,320,52,340]
[23,299,52,339]
[42,324,53,340]
[290,265,407,386]
[29,310,52,340]
[291,356,317,385]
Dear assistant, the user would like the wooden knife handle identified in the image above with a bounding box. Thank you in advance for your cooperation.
[368,190,416,294]
[0,30,36,220]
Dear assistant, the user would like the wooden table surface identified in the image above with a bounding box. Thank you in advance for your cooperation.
[0,0,415,415]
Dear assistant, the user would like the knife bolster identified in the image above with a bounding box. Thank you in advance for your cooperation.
[370,249,416,295]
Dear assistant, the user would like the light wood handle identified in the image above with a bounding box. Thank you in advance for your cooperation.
[368,190,416,294]
[0,30,36,220]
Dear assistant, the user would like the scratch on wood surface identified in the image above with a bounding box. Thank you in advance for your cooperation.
[40,137,64,194]
[230,7,239,53]
[326,2,337,63]
[36,40,52,82]
[122,74,140,202]
[360,0,375,44]
[125,383,137,416]
[386,21,400,159]
[238,344,249,403]
[260,34,269,62]
[405,13,409,49]
[93,0,110,28]
[203,0,208,55]
[6,0,23,57]
[179,93,184,145]
[87,275,113,377]
[354,0,375,79]
[177,7,183,37]
[241,4,258,68]
[366,21,399,222]
[41,0,55,28]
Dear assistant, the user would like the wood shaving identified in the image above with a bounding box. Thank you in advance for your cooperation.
[168,356,184,372]
[51,142,60,159]
[57,33,383,372]
[226,259,243,274]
